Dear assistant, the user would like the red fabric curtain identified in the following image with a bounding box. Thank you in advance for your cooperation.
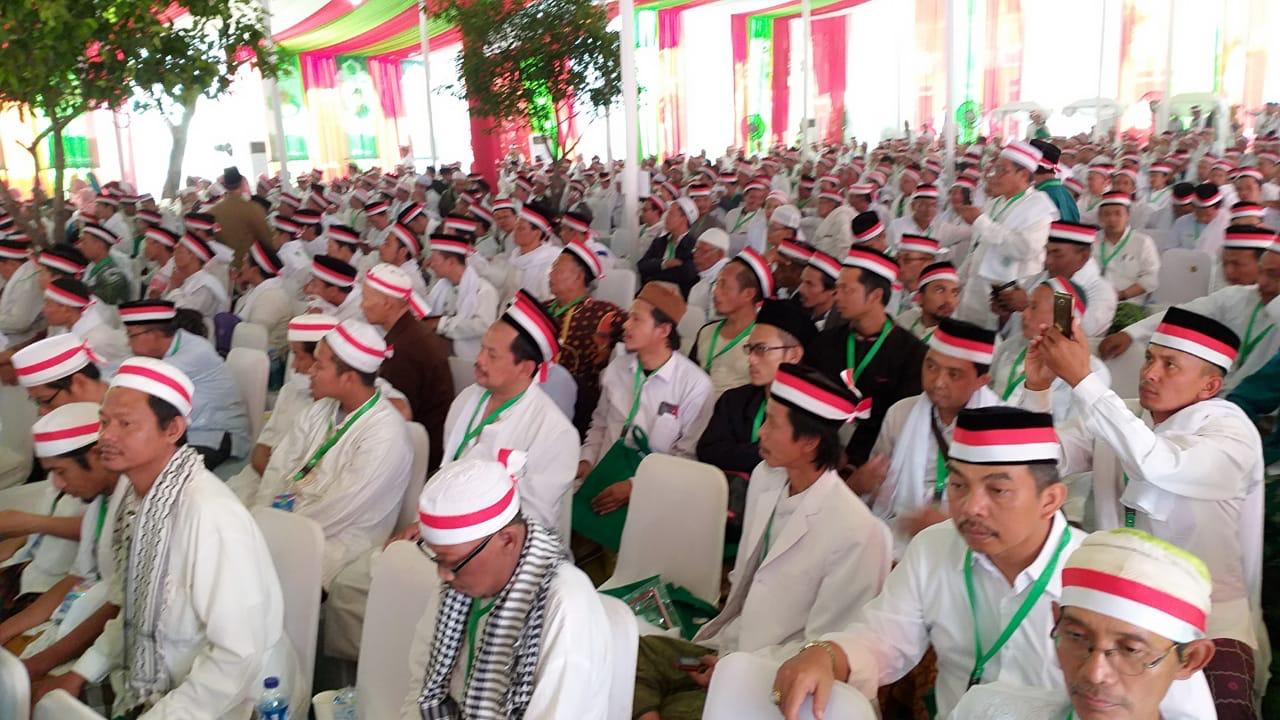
[731,13,750,147]
[366,56,406,119]
[657,7,685,156]
[299,53,339,90]
[771,16,791,146]
[811,16,846,143]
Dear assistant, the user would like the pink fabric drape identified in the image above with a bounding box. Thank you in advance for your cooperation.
[811,16,846,143]
[299,53,339,90]
[657,7,685,157]
[367,56,406,118]
[771,17,791,146]
[731,13,750,147]
[273,0,357,43]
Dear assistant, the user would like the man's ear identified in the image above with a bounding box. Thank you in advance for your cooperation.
[1174,639,1216,679]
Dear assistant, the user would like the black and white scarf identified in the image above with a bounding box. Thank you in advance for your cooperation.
[417,521,566,720]
[113,445,203,713]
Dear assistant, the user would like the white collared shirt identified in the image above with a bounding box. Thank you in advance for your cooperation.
[956,190,1056,330]
[1092,227,1160,303]
[687,257,729,323]
[436,266,500,362]
[508,242,561,302]
[234,276,297,354]
[0,260,45,344]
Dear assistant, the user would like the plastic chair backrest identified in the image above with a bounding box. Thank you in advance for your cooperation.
[227,347,270,439]
[594,268,638,309]
[608,226,638,262]
[0,480,52,514]
[355,540,440,720]
[600,454,727,605]
[703,651,877,720]
[448,356,474,400]
[0,648,30,720]
[0,385,37,491]
[231,321,270,352]
[32,690,104,720]
[1150,249,1211,305]
[1104,335,1147,398]
[399,423,431,531]
[600,594,639,720]
[252,507,324,712]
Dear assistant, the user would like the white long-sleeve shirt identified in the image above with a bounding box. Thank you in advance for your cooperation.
[163,330,252,457]
[66,308,131,373]
[233,276,296,356]
[811,206,855,259]
[443,383,578,540]
[1092,227,1160,303]
[824,513,1080,719]
[0,260,45,344]
[722,206,767,255]
[1168,210,1228,254]
[73,467,297,719]
[254,392,412,587]
[581,350,713,466]
[509,243,560,303]
[163,269,229,319]
[436,266,500,362]
[956,191,1055,330]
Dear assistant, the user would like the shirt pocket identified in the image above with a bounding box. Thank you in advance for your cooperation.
[645,412,683,453]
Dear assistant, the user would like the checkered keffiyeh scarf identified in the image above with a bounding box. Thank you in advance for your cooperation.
[417,521,566,720]
[113,445,203,714]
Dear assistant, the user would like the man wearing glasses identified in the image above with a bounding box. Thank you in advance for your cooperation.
[950,529,1216,719]
[403,453,612,719]
[11,334,109,414]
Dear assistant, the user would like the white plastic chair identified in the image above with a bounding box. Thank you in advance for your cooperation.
[227,347,270,439]
[0,647,30,720]
[608,226,638,262]
[1150,249,1211,305]
[231,321,269,352]
[0,480,51,513]
[253,507,324,715]
[703,651,877,720]
[313,540,439,720]
[677,305,708,357]
[0,384,37,490]
[1104,336,1147,399]
[399,423,431,531]
[601,594,639,720]
[594,267,638,309]
[1146,229,1172,253]
[448,356,473,400]
[599,454,727,606]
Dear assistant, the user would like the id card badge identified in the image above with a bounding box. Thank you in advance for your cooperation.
[271,493,297,512]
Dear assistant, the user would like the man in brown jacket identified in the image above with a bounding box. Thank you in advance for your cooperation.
[211,166,272,264]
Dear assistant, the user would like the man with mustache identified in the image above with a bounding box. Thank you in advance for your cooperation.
[950,528,1216,719]
[1021,306,1265,719]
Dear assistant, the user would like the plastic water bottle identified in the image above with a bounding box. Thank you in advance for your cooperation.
[256,676,289,720]
[331,686,358,720]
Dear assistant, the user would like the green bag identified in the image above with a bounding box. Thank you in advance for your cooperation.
[572,428,649,551]
[601,574,720,641]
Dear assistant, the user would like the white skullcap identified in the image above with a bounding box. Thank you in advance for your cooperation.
[12,334,94,387]
[324,319,391,374]
[1061,528,1212,643]
[33,402,100,458]
[697,228,730,253]
[673,196,699,224]
[287,313,339,343]
[771,204,802,230]
[111,357,195,418]
[418,450,527,545]
[365,263,432,320]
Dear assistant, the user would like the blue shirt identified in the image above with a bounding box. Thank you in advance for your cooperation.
[164,330,252,457]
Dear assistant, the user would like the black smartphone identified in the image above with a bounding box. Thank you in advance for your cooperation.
[674,656,706,672]
[1053,291,1075,338]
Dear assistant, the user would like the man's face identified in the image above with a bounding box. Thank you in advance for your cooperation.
[1044,242,1088,279]
[921,349,988,415]
[1086,172,1109,196]
[425,526,517,598]
[1234,177,1261,202]
[360,284,397,325]
[987,160,1023,197]
[97,386,185,474]
[911,197,938,227]
[1098,205,1129,234]
[742,188,764,211]
[74,237,107,262]
[947,460,1059,561]
[692,242,723,273]
[693,195,714,215]
[746,324,799,386]
[143,238,170,263]
[797,267,835,312]
[1055,606,1192,720]
[173,244,203,275]
[918,279,959,321]
[664,207,689,235]
[42,448,114,500]
[1193,205,1219,224]
[126,326,171,359]
[1209,168,1228,186]
[494,209,517,233]
[1111,175,1136,195]
[834,267,876,320]
[896,251,932,289]
[622,300,666,353]
[289,342,316,376]
[42,299,78,328]
[712,263,753,316]
[327,239,355,262]
[638,203,659,227]
[474,322,533,392]
[1021,285,1057,340]
[1147,171,1168,190]
[514,218,544,249]
[774,257,803,289]
[849,195,870,212]
[379,237,406,264]
[757,399,813,469]
[1138,344,1222,417]
[1220,248,1261,286]
[1257,251,1280,304]
[308,341,348,400]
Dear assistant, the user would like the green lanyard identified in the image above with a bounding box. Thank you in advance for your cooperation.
[453,389,526,461]
[1036,179,1063,191]
[704,320,755,371]
[465,598,497,681]
[93,498,109,545]
[1237,303,1274,369]
[750,397,766,442]
[933,450,948,501]
[910,318,936,344]
[990,188,1029,223]
[1001,347,1029,401]
[86,256,111,283]
[622,357,668,436]
[166,334,182,358]
[731,209,758,234]
[845,320,892,383]
[291,391,381,482]
[895,196,907,218]
[1098,230,1131,275]
[1086,196,1102,212]
[1123,472,1136,528]
[548,294,586,318]
[963,525,1072,688]
[760,507,777,558]
[663,239,678,261]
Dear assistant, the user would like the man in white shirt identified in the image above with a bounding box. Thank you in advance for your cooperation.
[11,333,110,414]
[1094,192,1161,304]
[1076,161,1113,225]
[1138,161,1175,229]
[686,228,731,322]
[140,227,178,298]
[254,319,411,588]
[75,223,136,306]
[636,196,667,256]
[162,233,229,320]
[771,406,1080,719]
[233,240,294,360]
[950,529,1217,720]
[425,233,500,362]
[1168,183,1228,254]
[693,247,773,397]
[42,357,297,719]
[895,261,959,342]
[42,278,130,371]
[404,453,612,720]
[1149,182,1196,238]
[0,239,45,347]
[303,255,363,321]
[508,204,562,302]
[635,364,890,720]
[810,191,854,259]
[378,222,430,299]
[1208,225,1273,294]
[1001,219,1118,338]
[1024,305,1265,718]
[723,178,769,255]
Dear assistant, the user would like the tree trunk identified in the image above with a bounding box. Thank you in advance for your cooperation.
[161,102,198,200]
[51,122,67,244]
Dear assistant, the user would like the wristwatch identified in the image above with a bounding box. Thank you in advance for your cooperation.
[802,640,840,672]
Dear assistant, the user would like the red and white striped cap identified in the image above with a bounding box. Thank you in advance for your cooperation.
[279,192,302,208]
[1000,141,1044,173]
[0,239,29,261]
[1111,168,1139,183]
[1064,177,1085,195]
[744,177,770,193]
[386,223,423,257]
[327,225,360,246]
[397,203,425,225]
[866,170,888,187]
[443,216,481,236]
[817,191,843,204]
[365,263,432,319]
[272,216,301,235]
[184,213,219,232]
[311,255,357,288]
[1049,221,1098,246]
[911,184,940,201]
[1151,306,1239,371]
[287,313,339,343]
[32,402,101,458]
[897,234,940,256]
[952,177,978,191]
[514,177,534,193]
[12,334,95,387]
[645,195,668,214]
[145,227,178,249]
[562,240,604,281]
[80,223,118,246]
[900,168,921,184]
[843,246,899,283]
[1099,192,1131,208]
[949,406,1060,465]
[111,357,195,418]
[324,318,392,373]
[770,363,871,425]
[501,290,560,367]
[118,300,177,325]
[847,183,875,196]
[417,450,527,545]
[777,239,814,264]
[819,174,841,188]
[1229,203,1267,222]
[248,240,282,277]
[470,205,495,226]
[519,206,553,236]
[1192,184,1224,207]
[1148,162,1173,175]
[365,200,390,217]
[807,249,841,281]
[1236,168,1265,183]
[178,233,214,263]
[928,317,996,366]
[45,279,93,309]
[430,233,474,258]
[851,213,886,243]
[94,194,119,207]
[1259,152,1280,164]
[1042,276,1086,318]
[559,213,591,235]
[917,261,958,288]
[731,247,775,299]
[686,184,713,198]
[1223,225,1276,250]
[1060,528,1212,643]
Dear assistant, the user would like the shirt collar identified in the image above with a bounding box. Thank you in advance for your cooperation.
[963,511,1070,596]
[631,350,679,383]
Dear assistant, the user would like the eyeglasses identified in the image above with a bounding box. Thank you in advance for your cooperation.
[1051,617,1183,676]
[417,532,496,575]
[126,328,159,340]
[742,343,798,357]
